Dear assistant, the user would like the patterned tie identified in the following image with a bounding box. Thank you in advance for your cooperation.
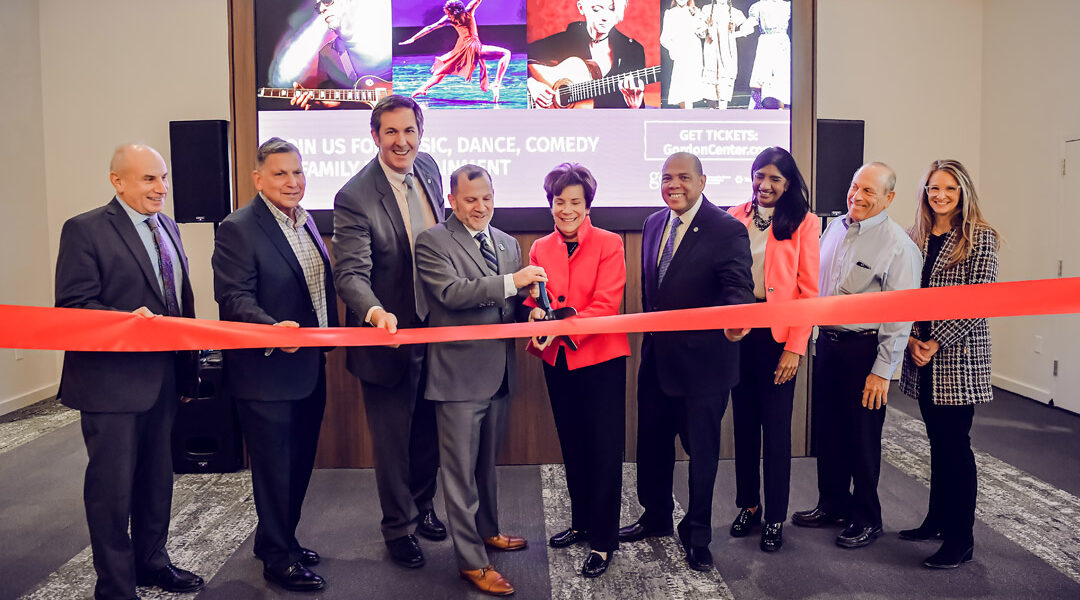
[404,173,430,320]
[657,215,682,286]
[145,216,181,317]
[475,232,498,273]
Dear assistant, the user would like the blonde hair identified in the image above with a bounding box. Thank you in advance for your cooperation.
[908,159,998,269]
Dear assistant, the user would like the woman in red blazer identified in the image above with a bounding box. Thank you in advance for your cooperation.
[726,146,819,552]
[526,163,630,578]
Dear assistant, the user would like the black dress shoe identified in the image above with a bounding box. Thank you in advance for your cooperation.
[386,534,425,568]
[618,520,673,543]
[299,547,320,566]
[549,527,586,548]
[416,509,448,541]
[836,523,883,548]
[135,564,205,593]
[899,525,943,541]
[730,506,761,537]
[791,507,848,528]
[581,551,611,578]
[760,522,783,552]
[684,544,713,571]
[924,543,974,568]
[263,561,326,591]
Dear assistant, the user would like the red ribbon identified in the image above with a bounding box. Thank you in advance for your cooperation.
[3,277,1078,352]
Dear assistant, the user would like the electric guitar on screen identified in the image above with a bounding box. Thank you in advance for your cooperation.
[257,75,392,108]
[527,58,660,109]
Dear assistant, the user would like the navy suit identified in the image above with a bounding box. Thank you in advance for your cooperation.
[636,197,754,547]
[55,197,196,600]
[213,196,337,569]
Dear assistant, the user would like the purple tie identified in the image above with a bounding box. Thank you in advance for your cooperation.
[657,216,681,286]
[146,217,181,317]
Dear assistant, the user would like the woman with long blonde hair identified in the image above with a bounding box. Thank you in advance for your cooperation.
[899,159,999,569]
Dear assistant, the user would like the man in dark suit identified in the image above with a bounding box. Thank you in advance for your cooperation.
[618,152,755,571]
[212,138,338,592]
[415,165,546,596]
[55,144,204,600]
[333,95,446,567]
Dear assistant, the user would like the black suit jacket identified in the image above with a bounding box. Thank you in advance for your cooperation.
[213,196,338,401]
[55,197,196,413]
[640,197,755,396]
[333,153,444,386]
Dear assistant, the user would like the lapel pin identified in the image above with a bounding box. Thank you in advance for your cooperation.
[497,243,505,251]
[693,227,699,233]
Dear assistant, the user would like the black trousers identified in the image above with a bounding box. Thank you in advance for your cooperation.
[636,350,729,547]
[360,344,440,541]
[543,352,626,552]
[236,369,327,569]
[80,368,177,600]
[813,333,886,529]
[731,328,795,524]
[918,367,977,546]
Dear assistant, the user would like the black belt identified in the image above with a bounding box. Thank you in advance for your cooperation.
[818,328,878,342]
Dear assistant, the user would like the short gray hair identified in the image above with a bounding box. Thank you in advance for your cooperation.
[256,137,301,166]
[864,161,896,194]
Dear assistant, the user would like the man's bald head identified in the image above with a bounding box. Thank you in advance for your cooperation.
[109,144,169,216]
[664,151,703,176]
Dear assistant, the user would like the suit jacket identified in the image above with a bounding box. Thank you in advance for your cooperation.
[728,202,820,354]
[415,214,524,402]
[900,225,998,406]
[55,197,196,413]
[212,196,339,401]
[333,152,444,387]
[641,197,755,396]
[525,216,630,369]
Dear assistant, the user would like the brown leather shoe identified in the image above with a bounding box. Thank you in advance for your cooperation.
[483,534,528,551]
[460,565,515,596]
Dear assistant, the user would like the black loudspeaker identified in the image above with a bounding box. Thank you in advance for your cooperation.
[172,350,244,473]
[815,119,865,216]
[169,120,232,223]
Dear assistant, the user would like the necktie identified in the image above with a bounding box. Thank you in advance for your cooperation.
[145,216,181,317]
[475,232,498,273]
[404,173,430,320]
[657,215,682,286]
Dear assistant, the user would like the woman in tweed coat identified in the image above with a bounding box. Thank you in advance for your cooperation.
[899,159,999,569]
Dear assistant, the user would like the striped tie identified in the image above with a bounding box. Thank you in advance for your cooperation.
[657,215,681,286]
[475,232,498,273]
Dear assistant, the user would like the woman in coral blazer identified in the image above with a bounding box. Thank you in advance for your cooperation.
[526,163,630,578]
[726,146,819,552]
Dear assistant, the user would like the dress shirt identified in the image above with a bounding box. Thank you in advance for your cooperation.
[463,223,516,298]
[656,193,706,265]
[747,205,773,299]
[261,194,328,328]
[118,197,184,314]
[818,210,922,379]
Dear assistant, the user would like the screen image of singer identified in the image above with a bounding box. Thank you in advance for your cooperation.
[254,0,797,218]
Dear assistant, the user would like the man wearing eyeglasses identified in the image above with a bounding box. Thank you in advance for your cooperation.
[791,162,921,549]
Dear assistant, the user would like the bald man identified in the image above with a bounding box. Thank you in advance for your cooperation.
[55,144,204,600]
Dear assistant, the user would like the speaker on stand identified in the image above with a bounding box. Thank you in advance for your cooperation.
[814,119,865,217]
[169,119,232,224]
[172,350,244,473]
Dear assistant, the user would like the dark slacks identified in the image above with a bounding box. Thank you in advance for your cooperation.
[636,349,729,547]
[813,333,886,529]
[731,328,795,524]
[360,345,440,541]
[543,353,626,552]
[80,368,178,600]
[918,367,977,546]
[236,369,327,569]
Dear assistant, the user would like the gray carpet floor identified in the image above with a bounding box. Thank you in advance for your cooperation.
[2,389,1078,600]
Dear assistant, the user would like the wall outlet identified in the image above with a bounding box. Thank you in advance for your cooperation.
[1034,335,1043,354]
[13,349,24,361]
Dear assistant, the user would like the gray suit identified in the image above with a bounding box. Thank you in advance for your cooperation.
[414,214,524,570]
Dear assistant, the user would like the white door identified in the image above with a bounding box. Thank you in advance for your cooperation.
[1051,139,1080,413]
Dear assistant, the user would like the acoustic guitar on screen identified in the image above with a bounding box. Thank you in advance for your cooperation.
[256,75,392,108]
[527,58,660,109]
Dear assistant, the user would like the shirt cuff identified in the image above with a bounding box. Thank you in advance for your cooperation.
[364,305,383,324]
[503,274,516,298]
[870,359,897,380]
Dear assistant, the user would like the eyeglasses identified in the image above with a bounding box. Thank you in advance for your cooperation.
[925,185,960,196]
[315,0,334,8]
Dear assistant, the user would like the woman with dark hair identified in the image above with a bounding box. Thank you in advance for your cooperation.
[399,0,511,102]
[726,146,819,552]
[526,163,630,577]
[899,159,999,569]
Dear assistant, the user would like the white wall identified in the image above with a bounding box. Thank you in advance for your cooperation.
[816,0,984,231]
[0,0,61,413]
[980,0,1080,404]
